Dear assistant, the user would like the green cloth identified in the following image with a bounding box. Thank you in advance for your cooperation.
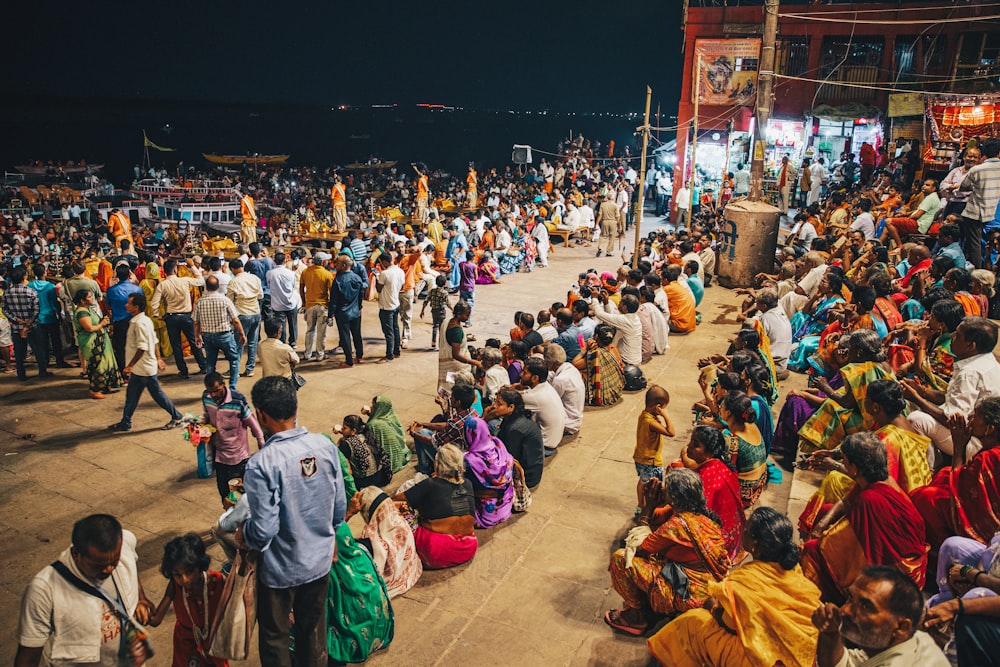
[75,306,120,393]
[323,434,358,499]
[368,396,410,473]
[326,523,394,663]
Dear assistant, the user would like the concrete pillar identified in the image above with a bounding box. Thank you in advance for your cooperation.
[715,200,781,288]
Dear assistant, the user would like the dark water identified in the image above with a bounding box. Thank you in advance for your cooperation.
[0,99,645,184]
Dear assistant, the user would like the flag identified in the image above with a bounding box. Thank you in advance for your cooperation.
[143,130,175,152]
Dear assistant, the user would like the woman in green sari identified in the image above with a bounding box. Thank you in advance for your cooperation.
[798,330,894,453]
[367,395,411,473]
[73,289,120,399]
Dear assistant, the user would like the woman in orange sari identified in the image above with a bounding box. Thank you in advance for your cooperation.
[945,268,983,317]
[605,469,731,636]
[801,432,928,603]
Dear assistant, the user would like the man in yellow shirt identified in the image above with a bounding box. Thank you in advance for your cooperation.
[298,252,334,361]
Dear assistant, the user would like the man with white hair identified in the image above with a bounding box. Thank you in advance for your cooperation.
[544,344,585,436]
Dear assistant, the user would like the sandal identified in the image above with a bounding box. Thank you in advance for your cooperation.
[603,609,647,636]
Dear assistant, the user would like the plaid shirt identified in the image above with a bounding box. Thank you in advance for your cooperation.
[426,286,451,313]
[193,290,240,333]
[2,283,40,333]
[432,408,473,449]
[961,157,1000,222]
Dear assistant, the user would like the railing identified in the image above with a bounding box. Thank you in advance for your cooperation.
[815,65,881,103]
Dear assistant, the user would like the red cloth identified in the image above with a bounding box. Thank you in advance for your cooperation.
[897,258,932,289]
[414,525,478,569]
[171,571,228,667]
[859,143,876,167]
[847,481,928,587]
[697,459,746,560]
[911,447,1000,551]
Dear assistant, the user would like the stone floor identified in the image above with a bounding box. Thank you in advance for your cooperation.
[0,214,810,666]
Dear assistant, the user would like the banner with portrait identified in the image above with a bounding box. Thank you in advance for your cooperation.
[693,39,761,106]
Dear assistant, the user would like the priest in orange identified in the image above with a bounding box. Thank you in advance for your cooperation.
[108,209,134,247]
[331,174,347,233]
[466,164,478,209]
[414,163,429,225]
[239,190,257,245]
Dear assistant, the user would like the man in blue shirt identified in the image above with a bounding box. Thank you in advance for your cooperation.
[244,242,276,319]
[237,376,345,667]
[552,308,582,360]
[28,264,71,368]
[934,223,968,270]
[327,254,367,367]
[106,263,143,379]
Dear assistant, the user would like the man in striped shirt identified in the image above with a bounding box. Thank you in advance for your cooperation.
[193,276,246,390]
[960,138,1000,268]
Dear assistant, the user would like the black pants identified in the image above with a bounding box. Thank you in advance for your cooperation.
[961,215,984,269]
[111,318,130,378]
[214,459,247,503]
[40,321,66,365]
[120,374,181,428]
[956,613,1000,667]
[378,308,400,360]
[11,326,47,380]
[164,312,205,376]
[334,313,364,365]
[258,574,328,667]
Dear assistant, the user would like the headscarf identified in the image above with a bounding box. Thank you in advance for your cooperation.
[463,416,514,491]
[358,486,422,598]
[367,396,409,473]
[144,262,162,281]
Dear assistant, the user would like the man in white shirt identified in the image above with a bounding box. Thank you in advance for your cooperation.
[808,157,826,206]
[779,252,827,319]
[849,199,877,241]
[674,184,691,227]
[544,345,585,436]
[265,251,302,349]
[749,290,792,376]
[733,163,750,197]
[902,316,1000,457]
[375,251,405,362]
[227,259,264,377]
[519,357,566,452]
[592,293,643,366]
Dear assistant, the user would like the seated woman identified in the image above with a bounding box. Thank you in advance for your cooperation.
[798,379,932,535]
[489,388,544,488]
[605,468,731,636]
[476,251,502,285]
[945,267,982,317]
[887,297,962,393]
[647,507,822,667]
[393,444,478,569]
[801,432,928,603]
[352,486,422,599]
[732,356,776,454]
[787,271,846,372]
[572,323,626,407]
[334,415,391,489]
[797,329,894,453]
[711,391,768,508]
[462,415,514,528]
[911,397,1000,554]
[366,395,412,474]
[674,425,746,560]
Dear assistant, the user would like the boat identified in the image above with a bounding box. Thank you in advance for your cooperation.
[344,161,397,170]
[16,162,104,175]
[202,153,289,165]
[85,186,242,239]
[130,178,235,201]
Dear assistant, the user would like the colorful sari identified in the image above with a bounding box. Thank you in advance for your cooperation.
[874,296,903,331]
[750,395,775,455]
[357,487,422,599]
[788,295,845,371]
[325,523,394,664]
[802,480,928,603]
[647,561,821,667]
[74,306,120,394]
[798,361,893,452]
[727,430,768,508]
[608,511,731,616]
[955,291,983,317]
[750,319,780,405]
[476,257,501,284]
[911,446,1000,552]
[695,459,746,560]
[583,345,625,407]
[463,416,514,528]
[367,396,410,473]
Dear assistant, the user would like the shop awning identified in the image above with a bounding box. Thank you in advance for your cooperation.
[809,103,881,122]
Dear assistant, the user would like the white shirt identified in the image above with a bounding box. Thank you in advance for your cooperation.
[640,301,669,354]
[592,301,643,366]
[266,266,301,312]
[521,381,566,449]
[563,207,582,231]
[834,631,949,667]
[376,265,405,310]
[537,323,558,342]
[578,205,595,229]
[798,263,828,297]
[484,365,510,402]
[209,269,232,293]
[809,162,826,188]
[752,307,793,367]
[675,187,691,209]
[944,352,1000,418]
[549,362,585,434]
[850,212,877,240]
[793,220,818,248]
[126,312,160,376]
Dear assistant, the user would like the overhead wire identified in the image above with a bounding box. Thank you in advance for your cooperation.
[777,12,1000,25]
[774,72,999,96]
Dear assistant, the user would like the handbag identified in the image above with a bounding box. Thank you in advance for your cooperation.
[511,459,532,512]
[207,550,257,660]
[196,440,214,479]
[291,371,307,390]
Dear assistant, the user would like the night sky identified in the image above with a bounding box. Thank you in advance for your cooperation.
[9,0,682,112]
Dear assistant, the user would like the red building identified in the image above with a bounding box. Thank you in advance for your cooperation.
[673,1,1000,201]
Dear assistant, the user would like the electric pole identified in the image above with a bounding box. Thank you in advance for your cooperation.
[632,86,652,269]
[749,0,779,201]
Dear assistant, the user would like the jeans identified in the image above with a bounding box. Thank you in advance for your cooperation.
[165,312,205,377]
[120,374,181,428]
[961,215,984,269]
[111,318,130,378]
[334,313,364,365]
[11,326,47,379]
[203,331,241,388]
[40,321,66,365]
[378,308,401,359]
[414,428,437,474]
[303,305,328,359]
[238,312,261,373]
[459,289,475,323]
[258,574,328,667]
[398,289,414,341]
[274,308,298,348]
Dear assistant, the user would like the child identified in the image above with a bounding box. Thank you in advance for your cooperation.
[633,384,675,517]
[148,534,228,666]
[420,274,451,351]
[458,250,478,324]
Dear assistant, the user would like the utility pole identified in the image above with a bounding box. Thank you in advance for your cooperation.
[687,56,702,228]
[749,0,779,201]
[632,86,652,269]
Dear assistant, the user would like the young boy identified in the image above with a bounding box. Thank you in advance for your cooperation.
[420,274,451,351]
[458,250,478,325]
[633,384,675,517]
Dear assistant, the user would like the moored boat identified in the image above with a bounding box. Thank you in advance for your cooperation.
[202,153,290,165]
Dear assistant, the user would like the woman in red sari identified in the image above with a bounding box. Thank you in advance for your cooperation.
[801,432,928,604]
[911,397,1000,553]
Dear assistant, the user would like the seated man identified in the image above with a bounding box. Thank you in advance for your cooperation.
[408,384,476,475]
[881,179,941,250]
[933,223,967,270]
[517,357,566,454]
[813,565,949,666]
[543,344,584,436]
[662,265,696,334]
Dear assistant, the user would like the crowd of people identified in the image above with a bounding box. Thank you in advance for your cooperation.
[8,131,1000,667]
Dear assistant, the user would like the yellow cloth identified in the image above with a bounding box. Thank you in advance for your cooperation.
[300,265,334,309]
[878,424,932,491]
[633,410,665,466]
[648,561,821,667]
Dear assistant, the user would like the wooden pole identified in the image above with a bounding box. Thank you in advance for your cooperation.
[633,86,653,269]
[688,55,702,228]
[749,0,779,201]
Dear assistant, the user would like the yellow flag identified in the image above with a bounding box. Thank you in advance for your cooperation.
[143,131,175,152]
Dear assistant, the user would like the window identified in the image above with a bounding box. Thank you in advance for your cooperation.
[777,37,809,77]
[820,37,884,78]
